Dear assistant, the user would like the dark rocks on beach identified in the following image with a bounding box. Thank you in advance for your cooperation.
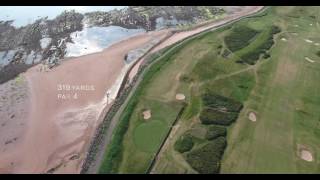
[0,7,225,85]
[84,6,225,31]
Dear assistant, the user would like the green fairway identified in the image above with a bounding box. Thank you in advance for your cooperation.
[99,6,320,174]
[221,6,320,173]
[134,120,167,152]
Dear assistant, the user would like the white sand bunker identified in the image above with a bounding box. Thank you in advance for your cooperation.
[300,149,313,162]
[142,110,151,120]
[305,57,315,63]
[314,43,320,46]
[305,39,313,43]
[310,23,313,26]
[294,24,299,27]
[281,38,287,41]
[248,112,257,122]
[175,93,185,100]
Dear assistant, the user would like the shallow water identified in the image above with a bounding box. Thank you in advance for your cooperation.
[66,26,145,57]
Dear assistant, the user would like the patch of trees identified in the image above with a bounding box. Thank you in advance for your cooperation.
[239,25,281,65]
[176,92,243,174]
[224,25,260,52]
[205,125,227,140]
[200,108,238,126]
[186,137,227,174]
[202,93,243,112]
[221,49,231,58]
[316,51,320,57]
[174,134,194,153]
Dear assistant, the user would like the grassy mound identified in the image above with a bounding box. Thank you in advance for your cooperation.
[174,134,194,153]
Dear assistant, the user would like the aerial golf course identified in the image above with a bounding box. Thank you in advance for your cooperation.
[99,6,320,174]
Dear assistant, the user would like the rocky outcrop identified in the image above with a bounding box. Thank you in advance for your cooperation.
[0,7,225,84]
[84,6,225,31]
[0,10,84,83]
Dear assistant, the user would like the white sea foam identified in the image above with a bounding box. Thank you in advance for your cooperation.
[65,26,145,57]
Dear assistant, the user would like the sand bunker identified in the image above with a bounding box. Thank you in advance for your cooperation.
[305,39,313,43]
[314,43,320,46]
[294,24,299,27]
[142,110,151,120]
[281,38,287,41]
[175,93,186,101]
[305,57,315,63]
[300,149,313,162]
[248,112,257,122]
[310,23,313,26]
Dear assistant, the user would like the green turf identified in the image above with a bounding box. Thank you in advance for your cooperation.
[100,6,320,174]
[134,120,167,153]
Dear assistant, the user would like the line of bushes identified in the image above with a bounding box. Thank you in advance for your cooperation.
[224,25,260,52]
[200,108,238,126]
[186,136,227,174]
[182,93,242,173]
[238,25,281,65]
[202,92,243,112]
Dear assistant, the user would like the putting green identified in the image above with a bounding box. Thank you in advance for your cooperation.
[133,120,167,153]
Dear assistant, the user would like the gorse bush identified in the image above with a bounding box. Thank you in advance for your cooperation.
[224,25,260,52]
[205,125,227,140]
[202,92,243,112]
[200,108,239,126]
[239,25,281,65]
[174,134,194,153]
[186,136,227,174]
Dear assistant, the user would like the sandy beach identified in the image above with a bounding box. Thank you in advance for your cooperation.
[0,6,263,174]
[0,29,170,174]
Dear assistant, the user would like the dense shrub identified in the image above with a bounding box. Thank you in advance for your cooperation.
[202,93,243,112]
[224,25,260,52]
[316,51,320,57]
[263,53,271,59]
[239,25,281,65]
[186,137,227,174]
[180,74,194,83]
[221,49,231,58]
[174,135,194,153]
[205,125,227,140]
[200,108,238,126]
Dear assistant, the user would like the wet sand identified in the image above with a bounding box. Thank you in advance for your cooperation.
[0,29,169,174]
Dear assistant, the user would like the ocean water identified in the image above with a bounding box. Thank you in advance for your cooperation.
[0,6,126,28]
[66,26,145,57]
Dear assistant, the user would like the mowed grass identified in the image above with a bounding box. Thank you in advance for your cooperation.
[100,6,320,174]
[221,6,320,173]
[153,6,320,174]
[104,30,222,174]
